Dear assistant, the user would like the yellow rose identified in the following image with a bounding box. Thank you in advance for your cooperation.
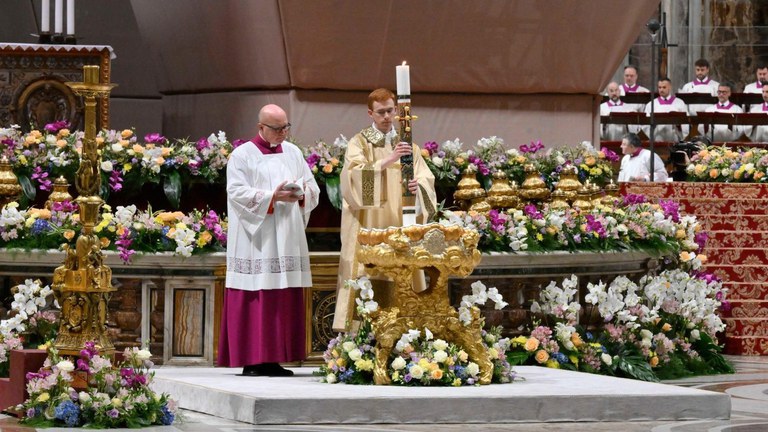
[755,172,765,181]
[161,147,172,157]
[323,164,333,174]
[430,369,443,380]
[132,144,145,154]
[111,397,122,407]
[585,156,596,166]
[675,229,686,239]
[59,128,70,137]
[336,358,346,367]
[709,168,719,178]
[155,156,165,165]
[56,139,68,148]
[534,349,549,364]
[330,158,340,167]
[95,137,104,145]
[24,135,37,146]
[197,231,213,247]
[524,337,540,352]
[455,157,465,165]
[63,230,75,241]
[649,356,659,367]
[100,237,111,248]
[696,254,707,263]
[421,149,430,158]
[37,392,50,402]
[570,332,583,348]
[121,129,133,138]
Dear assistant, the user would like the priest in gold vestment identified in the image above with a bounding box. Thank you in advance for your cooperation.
[332,88,437,331]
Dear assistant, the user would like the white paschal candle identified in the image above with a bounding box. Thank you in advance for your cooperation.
[54,0,63,34]
[41,0,50,33]
[396,61,410,96]
[66,0,75,35]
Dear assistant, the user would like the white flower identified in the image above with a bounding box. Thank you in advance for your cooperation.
[432,339,448,351]
[409,365,424,379]
[348,348,362,361]
[690,329,700,341]
[56,360,75,372]
[391,357,406,370]
[326,373,337,384]
[431,156,444,167]
[601,353,613,366]
[136,349,152,360]
[100,161,113,172]
[640,329,653,340]
[78,392,91,403]
[433,350,448,363]
[341,341,356,352]
[465,362,480,376]
[424,327,433,341]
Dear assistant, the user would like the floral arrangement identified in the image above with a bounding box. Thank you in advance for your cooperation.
[439,194,705,259]
[317,277,518,386]
[302,135,347,209]
[0,124,233,209]
[0,201,226,263]
[686,145,768,182]
[19,343,177,428]
[507,270,732,381]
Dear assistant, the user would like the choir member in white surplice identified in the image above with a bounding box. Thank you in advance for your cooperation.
[601,81,636,140]
[697,83,747,142]
[219,104,320,376]
[643,78,689,143]
[680,58,719,117]
[619,65,650,112]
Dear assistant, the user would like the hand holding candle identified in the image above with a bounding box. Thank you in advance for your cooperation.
[396,61,410,96]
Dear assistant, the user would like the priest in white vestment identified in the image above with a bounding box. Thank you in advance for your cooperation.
[219,104,320,376]
[617,132,669,182]
[332,88,437,331]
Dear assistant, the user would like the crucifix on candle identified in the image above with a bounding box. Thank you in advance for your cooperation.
[395,61,418,224]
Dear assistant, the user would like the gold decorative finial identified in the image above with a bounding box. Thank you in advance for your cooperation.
[0,155,22,208]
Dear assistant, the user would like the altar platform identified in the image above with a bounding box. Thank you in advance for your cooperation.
[150,366,730,425]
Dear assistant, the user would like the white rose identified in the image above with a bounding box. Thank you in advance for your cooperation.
[640,329,653,340]
[348,348,362,361]
[78,392,91,403]
[56,360,74,372]
[326,373,337,384]
[690,329,700,341]
[409,365,424,379]
[111,143,123,152]
[601,353,612,366]
[100,161,113,172]
[431,156,444,167]
[341,341,356,352]
[136,349,152,360]
[465,362,480,376]
[391,357,406,370]
[641,338,652,348]
[433,350,448,363]
[432,339,448,351]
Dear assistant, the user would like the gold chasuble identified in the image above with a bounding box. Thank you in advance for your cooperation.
[332,126,437,331]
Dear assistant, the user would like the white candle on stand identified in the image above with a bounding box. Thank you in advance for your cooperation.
[41,0,50,33]
[66,0,75,36]
[396,61,410,96]
[54,0,63,34]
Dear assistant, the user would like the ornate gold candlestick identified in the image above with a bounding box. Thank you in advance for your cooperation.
[52,65,118,356]
[395,100,418,206]
[356,223,490,385]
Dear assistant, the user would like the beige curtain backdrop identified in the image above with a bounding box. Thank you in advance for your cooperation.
[128,0,659,146]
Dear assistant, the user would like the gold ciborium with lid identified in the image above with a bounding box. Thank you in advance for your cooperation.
[486,170,519,210]
[554,164,582,202]
[453,165,490,212]
[518,164,550,202]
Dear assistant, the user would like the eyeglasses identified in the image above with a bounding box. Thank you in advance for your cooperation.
[262,123,291,133]
[716,90,730,94]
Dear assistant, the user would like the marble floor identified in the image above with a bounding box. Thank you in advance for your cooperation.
[1,355,767,432]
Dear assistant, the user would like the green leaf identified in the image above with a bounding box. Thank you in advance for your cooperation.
[17,173,36,201]
[163,171,182,209]
[506,351,530,366]
[617,355,658,382]
[324,176,342,210]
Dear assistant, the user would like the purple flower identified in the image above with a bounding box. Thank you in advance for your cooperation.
[116,229,136,264]
[44,120,70,133]
[107,408,119,418]
[51,200,77,213]
[659,199,680,222]
[585,215,607,238]
[524,204,543,220]
[31,166,52,191]
[76,358,89,371]
[694,231,708,251]
[423,141,439,155]
[196,137,211,151]
[144,132,166,144]
[109,169,123,192]
[519,140,544,154]
[622,193,647,206]
[306,152,321,168]
[602,147,620,162]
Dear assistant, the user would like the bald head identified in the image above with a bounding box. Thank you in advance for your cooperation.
[257,104,291,145]
[606,81,620,101]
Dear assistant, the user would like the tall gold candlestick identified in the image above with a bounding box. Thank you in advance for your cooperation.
[52,65,118,356]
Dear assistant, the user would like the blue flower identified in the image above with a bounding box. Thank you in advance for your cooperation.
[30,219,52,236]
[159,404,175,425]
[54,400,80,427]
[553,352,569,364]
